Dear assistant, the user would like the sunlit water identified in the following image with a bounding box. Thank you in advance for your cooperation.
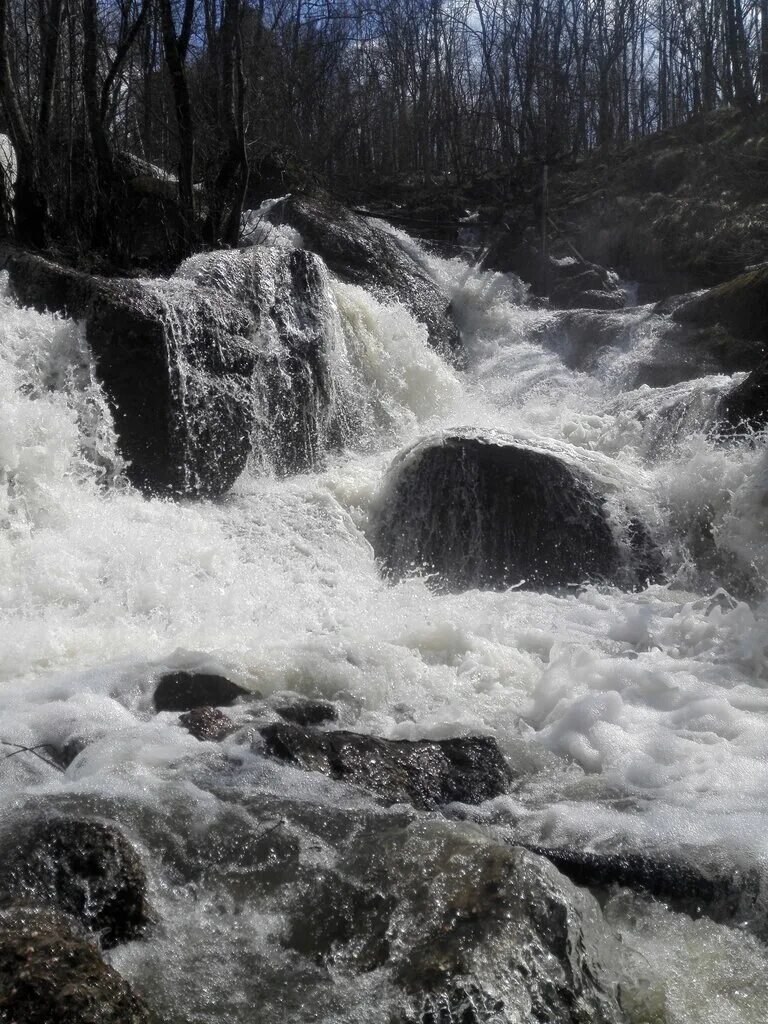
[1,220,767,1022]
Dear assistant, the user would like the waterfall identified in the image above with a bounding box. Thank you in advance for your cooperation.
[0,217,767,1024]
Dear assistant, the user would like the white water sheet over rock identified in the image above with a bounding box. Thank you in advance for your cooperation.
[1,223,768,1022]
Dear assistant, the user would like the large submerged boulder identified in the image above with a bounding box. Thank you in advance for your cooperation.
[0,908,154,1024]
[371,433,660,591]
[266,191,464,363]
[0,819,151,949]
[5,245,351,494]
[260,723,512,809]
[308,821,624,1024]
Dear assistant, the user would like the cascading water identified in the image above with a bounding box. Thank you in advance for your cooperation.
[1,217,768,1023]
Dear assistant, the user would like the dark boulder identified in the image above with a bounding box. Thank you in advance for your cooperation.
[86,277,256,496]
[179,706,237,741]
[0,908,154,1024]
[154,671,250,712]
[672,264,768,342]
[4,248,96,318]
[266,192,463,364]
[0,819,151,949]
[528,844,761,928]
[371,434,655,592]
[6,249,256,497]
[7,245,352,494]
[259,723,512,809]
[176,246,352,473]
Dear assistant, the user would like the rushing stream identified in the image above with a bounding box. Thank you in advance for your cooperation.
[1,217,768,1023]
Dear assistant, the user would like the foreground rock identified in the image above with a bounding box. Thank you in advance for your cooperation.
[0,908,154,1024]
[154,670,250,712]
[482,227,625,311]
[0,819,151,949]
[297,821,624,1024]
[267,191,464,363]
[371,433,661,592]
[6,245,352,494]
[260,723,511,809]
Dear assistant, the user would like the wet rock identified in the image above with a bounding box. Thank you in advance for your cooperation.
[7,244,354,493]
[672,264,768,342]
[49,736,91,769]
[176,246,351,473]
[267,191,463,364]
[285,872,394,971]
[86,277,256,496]
[0,819,151,949]
[6,249,256,496]
[154,671,250,712]
[395,834,623,1023]
[259,723,512,809]
[371,433,649,592]
[274,696,338,726]
[528,844,761,927]
[179,705,236,741]
[0,908,154,1024]
[5,248,97,318]
[329,821,624,1024]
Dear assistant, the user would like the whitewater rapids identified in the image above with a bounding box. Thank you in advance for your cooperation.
[1,225,768,1023]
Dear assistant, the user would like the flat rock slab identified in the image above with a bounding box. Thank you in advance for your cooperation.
[259,723,512,809]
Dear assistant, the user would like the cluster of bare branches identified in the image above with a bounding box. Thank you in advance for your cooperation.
[0,0,766,261]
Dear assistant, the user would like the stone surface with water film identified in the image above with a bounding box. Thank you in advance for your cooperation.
[265,190,464,364]
[176,245,354,473]
[301,819,625,1024]
[5,244,357,495]
[259,723,512,809]
[371,433,658,592]
[0,818,151,949]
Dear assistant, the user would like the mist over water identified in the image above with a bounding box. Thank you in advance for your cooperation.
[1,226,768,1022]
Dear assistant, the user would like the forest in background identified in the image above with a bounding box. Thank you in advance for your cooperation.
[0,0,767,263]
